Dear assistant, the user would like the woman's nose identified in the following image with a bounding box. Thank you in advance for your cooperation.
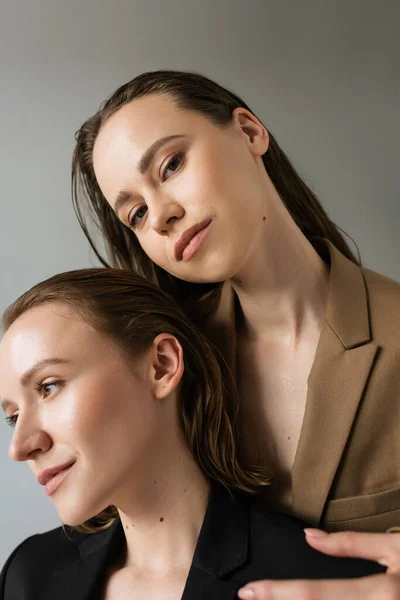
[8,419,52,462]
[149,197,185,235]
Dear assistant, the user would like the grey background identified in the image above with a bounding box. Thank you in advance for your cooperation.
[0,0,398,566]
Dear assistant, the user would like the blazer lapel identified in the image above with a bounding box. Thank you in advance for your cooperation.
[41,562,240,600]
[182,569,240,600]
[182,486,249,599]
[204,239,380,528]
[39,518,124,600]
[292,239,379,525]
[39,489,248,600]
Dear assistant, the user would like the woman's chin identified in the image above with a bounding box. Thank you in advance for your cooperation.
[57,511,91,528]
[173,262,239,285]
[56,504,104,528]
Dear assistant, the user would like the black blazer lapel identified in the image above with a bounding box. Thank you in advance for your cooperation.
[182,485,250,599]
[182,567,240,600]
[39,487,248,600]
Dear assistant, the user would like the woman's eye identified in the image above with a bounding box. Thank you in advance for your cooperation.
[5,415,17,429]
[129,205,148,228]
[4,382,62,428]
[42,383,57,396]
[37,380,62,398]
[162,152,183,180]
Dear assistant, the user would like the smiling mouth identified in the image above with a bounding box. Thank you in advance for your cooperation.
[174,219,212,262]
[44,463,75,497]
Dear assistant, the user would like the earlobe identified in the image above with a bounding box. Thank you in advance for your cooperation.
[232,107,269,156]
[150,334,184,399]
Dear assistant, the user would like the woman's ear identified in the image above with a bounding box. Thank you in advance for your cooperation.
[232,107,269,156]
[149,334,184,399]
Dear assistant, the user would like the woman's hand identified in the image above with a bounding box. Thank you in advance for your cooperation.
[304,528,400,574]
[237,530,400,599]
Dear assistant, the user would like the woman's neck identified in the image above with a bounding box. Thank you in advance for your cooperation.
[231,187,329,345]
[113,434,209,578]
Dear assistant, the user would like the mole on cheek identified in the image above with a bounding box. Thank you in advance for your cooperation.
[159,517,164,522]
[263,216,266,221]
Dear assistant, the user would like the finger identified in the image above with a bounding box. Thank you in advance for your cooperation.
[237,573,395,600]
[304,529,400,568]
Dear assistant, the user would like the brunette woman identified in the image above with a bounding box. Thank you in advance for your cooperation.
[70,70,400,599]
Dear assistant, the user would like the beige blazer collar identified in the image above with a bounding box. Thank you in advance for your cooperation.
[316,237,371,348]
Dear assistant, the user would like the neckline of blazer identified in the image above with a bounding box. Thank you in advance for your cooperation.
[40,486,251,600]
[205,237,378,527]
[208,236,371,358]
[78,484,250,576]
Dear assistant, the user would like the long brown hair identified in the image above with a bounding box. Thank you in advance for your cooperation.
[2,268,269,533]
[72,70,359,324]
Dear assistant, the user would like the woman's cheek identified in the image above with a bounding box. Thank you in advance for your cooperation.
[141,235,169,270]
[45,383,98,442]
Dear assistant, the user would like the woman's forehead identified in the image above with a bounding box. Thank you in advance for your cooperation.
[96,93,214,151]
[0,305,88,369]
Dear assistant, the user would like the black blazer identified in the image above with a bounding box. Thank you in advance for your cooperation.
[1,486,384,600]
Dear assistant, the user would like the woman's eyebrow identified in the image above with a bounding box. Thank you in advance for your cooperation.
[19,358,73,387]
[113,134,186,218]
[1,358,73,413]
[137,134,186,175]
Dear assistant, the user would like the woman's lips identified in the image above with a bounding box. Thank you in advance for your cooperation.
[174,219,212,262]
[44,463,74,496]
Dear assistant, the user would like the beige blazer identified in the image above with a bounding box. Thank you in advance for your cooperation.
[206,238,400,532]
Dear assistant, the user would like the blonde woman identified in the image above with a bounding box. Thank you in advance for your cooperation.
[0,269,383,599]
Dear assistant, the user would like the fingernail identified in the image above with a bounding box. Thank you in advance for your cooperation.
[238,588,255,599]
[304,527,328,538]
